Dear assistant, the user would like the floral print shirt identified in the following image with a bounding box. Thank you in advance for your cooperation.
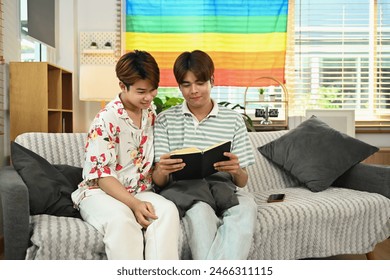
[71,95,156,207]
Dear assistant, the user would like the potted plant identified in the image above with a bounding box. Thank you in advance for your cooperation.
[153,96,184,114]
[258,88,265,101]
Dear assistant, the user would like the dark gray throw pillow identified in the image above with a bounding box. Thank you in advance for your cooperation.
[258,116,379,192]
[333,163,390,198]
[11,141,82,218]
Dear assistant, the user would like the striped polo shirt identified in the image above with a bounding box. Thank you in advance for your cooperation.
[154,100,255,168]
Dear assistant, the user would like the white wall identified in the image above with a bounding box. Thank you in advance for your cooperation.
[77,0,117,31]
[76,0,118,127]
[57,0,88,133]
[357,133,389,147]
[56,0,118,133]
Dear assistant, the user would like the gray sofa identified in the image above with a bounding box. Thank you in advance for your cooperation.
[1,131,389,260]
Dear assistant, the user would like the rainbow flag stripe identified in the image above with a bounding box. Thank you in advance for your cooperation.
[125,0,288,87]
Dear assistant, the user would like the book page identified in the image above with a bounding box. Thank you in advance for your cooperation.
[170,147,201,155]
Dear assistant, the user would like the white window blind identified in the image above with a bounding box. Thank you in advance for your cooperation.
[288,0,390,126]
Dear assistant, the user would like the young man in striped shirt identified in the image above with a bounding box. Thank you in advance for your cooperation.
[152,50,257,260]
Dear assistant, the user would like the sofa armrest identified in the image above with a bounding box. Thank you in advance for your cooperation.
[0,166,30,259]
[333,163,390,199]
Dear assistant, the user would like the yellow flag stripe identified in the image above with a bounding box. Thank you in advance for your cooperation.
[125,32,287,53]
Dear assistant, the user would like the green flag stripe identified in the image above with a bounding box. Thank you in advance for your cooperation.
[126,15,287,34]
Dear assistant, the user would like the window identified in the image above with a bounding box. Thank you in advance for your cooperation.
[20,0,55,62]
[289,0,390,127]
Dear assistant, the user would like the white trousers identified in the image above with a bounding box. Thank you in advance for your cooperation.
[79,189,180,260]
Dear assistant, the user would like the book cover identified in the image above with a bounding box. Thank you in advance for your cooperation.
[170,141,232,180]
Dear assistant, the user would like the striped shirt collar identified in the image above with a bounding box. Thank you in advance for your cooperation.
[182,99,219,118]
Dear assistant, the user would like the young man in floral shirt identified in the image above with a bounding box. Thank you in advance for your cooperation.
[72,50,180,260]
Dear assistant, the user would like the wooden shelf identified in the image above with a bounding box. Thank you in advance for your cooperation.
[253,120,288,131]
[82,48,114,54]
[363,147,390,166]
[244,76,289,131]
[10,62,73,140]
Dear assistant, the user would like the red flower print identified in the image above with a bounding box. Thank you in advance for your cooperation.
[89,153,111,177]
[109,123,120,143]
[140,135,148,146]
[95,127,103,136]
[114,101,124,115]
[115,164,123,171]
[148,111,156,126]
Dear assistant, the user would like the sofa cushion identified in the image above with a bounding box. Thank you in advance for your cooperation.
[248,187,390,259]
[25,214,192,260]
[25,215,106,260]
[258,116,379,192]
[333,163,390,198]
[11,141,82,218]
[247,130,299,193]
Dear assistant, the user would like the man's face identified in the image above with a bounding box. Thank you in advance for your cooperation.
[121,79,157,110]
[179,71,212,109]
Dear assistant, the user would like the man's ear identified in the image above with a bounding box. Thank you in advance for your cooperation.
[210,76,215,86]
[119,81,126,91]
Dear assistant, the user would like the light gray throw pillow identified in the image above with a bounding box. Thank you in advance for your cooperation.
[258,116,379,192]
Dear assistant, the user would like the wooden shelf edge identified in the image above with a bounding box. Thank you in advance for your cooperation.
[82,49,114,54]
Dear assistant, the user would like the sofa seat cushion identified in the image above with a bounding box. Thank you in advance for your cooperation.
[25,214,192,260]
[22,188,390,260]
[247,187,390,260]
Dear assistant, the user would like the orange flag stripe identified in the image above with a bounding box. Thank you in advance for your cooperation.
[148,51,286,70]
[159,68,285,87]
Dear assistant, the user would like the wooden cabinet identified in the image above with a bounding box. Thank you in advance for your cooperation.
[244,76,289,131]
[363,148,390,166]
[9,62,73,140]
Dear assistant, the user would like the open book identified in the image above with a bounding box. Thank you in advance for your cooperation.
[170,141,232,180]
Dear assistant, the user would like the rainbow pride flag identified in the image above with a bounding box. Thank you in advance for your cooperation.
[125,0,288,87]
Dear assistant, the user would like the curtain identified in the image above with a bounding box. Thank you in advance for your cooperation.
[124,0,289,87]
